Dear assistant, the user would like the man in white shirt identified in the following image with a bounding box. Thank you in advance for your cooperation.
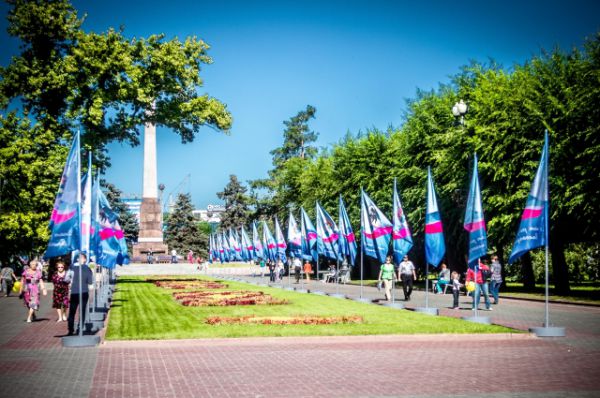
[399,255,417,301]
[293,257,302,283]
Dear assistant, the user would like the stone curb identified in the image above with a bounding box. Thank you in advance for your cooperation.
[102,332,534,348]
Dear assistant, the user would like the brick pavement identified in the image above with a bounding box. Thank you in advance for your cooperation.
[3,264,600,397]
[0,288,97,398]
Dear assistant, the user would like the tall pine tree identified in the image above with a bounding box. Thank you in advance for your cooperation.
[217,175,250,229]
[164,193,207,257]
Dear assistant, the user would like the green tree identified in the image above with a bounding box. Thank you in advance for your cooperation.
[164,193,207,257]
[1,0,232,166]
[0,114,67,261]
[217,175,250,229]
[0,0,232,261]
[251,105,319,218]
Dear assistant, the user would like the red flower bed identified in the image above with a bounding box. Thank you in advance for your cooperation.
[205,315,363,325]
[152,280,226,290]
[173,290,288,307]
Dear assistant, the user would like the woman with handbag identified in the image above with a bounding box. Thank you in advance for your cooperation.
[52,261,70,322]
[19,260,47,322]
[465,259,492,311]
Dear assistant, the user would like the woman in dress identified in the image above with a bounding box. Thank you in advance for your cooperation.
[52,261,69,322]
[19,260,47,322]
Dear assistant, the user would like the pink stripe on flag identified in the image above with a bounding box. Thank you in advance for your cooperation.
[267,243,276,249]
[100,228,115,240]
[51,209,76,224]
[114,230,124,239]
[346,233,355,243]
[464,220,486,232]
[322,233,339,243]
[277,243,286,248]
[364,226,393,239]
[522,207,543,220]
[307,232,317,241]
[392,228,409,239]
[425,222,443,234]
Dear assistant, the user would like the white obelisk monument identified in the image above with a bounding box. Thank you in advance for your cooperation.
[133,118,168,258]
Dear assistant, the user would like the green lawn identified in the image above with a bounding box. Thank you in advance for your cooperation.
[106,275,513,340]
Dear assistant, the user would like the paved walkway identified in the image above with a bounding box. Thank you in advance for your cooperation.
[2,263,600,397]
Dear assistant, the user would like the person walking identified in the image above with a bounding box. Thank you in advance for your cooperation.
[293,257,302,283]
[171,249,178,264]
[451,271,462,309]
[399,255,416,301]
[19,260,47,322]
[52,261,70,322]
[303,260,312,282]
[465,260,492,311]
[377,256,396,302]
[1,262,17,297]
[66,252,94,335]
[268,260,276,282]
[489,255,503,304]
[435,263,451,294]
[259,258,266,277]
[187,250,194,264]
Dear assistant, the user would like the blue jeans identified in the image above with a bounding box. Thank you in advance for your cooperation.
[490,280,501,303]
[473,282,491,310]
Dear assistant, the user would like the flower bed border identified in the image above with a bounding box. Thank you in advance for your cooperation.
[205,315,363,325]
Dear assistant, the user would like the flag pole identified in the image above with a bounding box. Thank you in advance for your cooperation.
[77,132,84,337]
[529,131,564,337]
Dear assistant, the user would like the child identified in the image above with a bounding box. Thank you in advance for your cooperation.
[451,271,462,309]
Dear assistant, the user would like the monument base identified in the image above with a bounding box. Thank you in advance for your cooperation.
[133,241,169,259]
[133,197,168,259]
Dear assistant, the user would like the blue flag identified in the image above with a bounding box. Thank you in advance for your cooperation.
[425,167,446,267]
[338,196,357,266]
[81,154,92,255]
[392,178,413,264]
[316,202,340,261]
[287,213,303,258]
[464,154,487,267]
[95,183,120,268]
[262,221,276,261]
[274,217,287,262]
[46,134,80,258]
[240,226,253,261]
[252,221,264,259]
[509,132,549,264]
[221,231,231,262]
[300,207,318,261]
[360,190,392,263]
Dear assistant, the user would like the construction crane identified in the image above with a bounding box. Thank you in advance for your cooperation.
[163,174,191,214]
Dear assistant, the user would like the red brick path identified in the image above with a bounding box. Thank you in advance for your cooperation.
[90,334,600,398]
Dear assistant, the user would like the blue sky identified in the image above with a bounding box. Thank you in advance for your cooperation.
[1,0,599,209]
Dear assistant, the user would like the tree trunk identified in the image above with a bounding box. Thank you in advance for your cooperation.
[550,238,571,295]
[521,252,536,289]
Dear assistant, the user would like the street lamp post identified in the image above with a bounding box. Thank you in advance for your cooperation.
[452,99,468,126]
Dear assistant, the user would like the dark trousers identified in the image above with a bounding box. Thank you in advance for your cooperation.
[453,289,460,307]
[401,274,414,299]
[269,269,275,282]
[68,292,89,334]
[2,279,14,296]
[295,266,302,283]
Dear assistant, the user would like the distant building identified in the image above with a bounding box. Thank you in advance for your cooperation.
[122,197,142,221]
[193,204,225,223]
